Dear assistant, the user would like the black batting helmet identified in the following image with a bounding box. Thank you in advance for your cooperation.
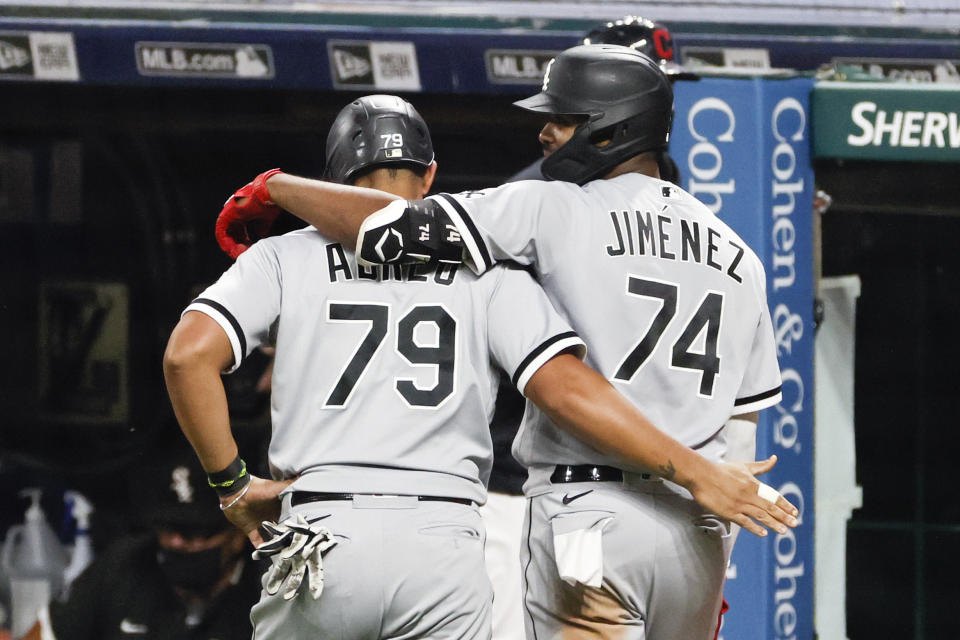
[583,16,698,81]
[514,44,674,185]
[324,94,434,184]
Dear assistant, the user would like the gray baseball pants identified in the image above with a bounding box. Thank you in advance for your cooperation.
[251,495,492,640]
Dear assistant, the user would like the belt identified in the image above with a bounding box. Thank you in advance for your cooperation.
[290,491,473,507]
[550,465,651,483]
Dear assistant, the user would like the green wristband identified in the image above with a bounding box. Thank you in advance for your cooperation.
[207,456,250,497]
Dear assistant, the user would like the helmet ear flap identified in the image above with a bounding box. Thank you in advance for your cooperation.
[588,124,617,146]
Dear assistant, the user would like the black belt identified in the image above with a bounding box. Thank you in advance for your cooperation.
[291,491,473,507]
[550,465,651,483]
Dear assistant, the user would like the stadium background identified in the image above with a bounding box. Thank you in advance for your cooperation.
[0,1,958,637]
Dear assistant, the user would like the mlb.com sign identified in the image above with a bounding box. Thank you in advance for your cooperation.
[671,76,815,640]
[813,81,960,162]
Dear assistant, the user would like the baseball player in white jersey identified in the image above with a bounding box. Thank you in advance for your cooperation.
[495,17,703,640]
[168,92,791,640]
[166,95,582,640]
[210,46,800,640]
[357,45,787,639]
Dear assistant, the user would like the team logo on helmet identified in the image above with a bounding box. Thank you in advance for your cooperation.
[541,58,555,91]
[582,16,696,80]
[652,28,673,61]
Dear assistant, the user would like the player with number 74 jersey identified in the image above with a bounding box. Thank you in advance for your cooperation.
[213,46,793,640]
[430,177,782,491]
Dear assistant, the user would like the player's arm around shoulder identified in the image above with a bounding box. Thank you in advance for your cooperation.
[523,357,799,538]
[218,169,400,255]
[355,180,576,275]
[443,179,581,274]
[266,171,399,248]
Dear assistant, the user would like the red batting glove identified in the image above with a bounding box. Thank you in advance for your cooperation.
[216,169,285,260]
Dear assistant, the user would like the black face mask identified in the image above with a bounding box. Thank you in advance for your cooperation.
[156,546,226,592]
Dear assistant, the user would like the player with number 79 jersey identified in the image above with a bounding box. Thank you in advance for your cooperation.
[187,237,583,504]
[209,53,798,639]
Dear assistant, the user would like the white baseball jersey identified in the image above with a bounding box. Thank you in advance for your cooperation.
[430,172,783,492]
[185,228,584,504]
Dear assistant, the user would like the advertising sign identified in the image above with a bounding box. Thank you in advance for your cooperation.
[813,81,960,162]
[484,49,558,85]
[135,41,274,79]
[832,57,960,84]
[0,30,78,81]
[672,76,816,640]
[328,40,421,91]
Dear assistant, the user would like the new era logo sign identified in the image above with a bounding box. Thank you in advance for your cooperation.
[332,47,372,82]
[0,38,30,72]
[328,40,421,91]
[0,31,79,80]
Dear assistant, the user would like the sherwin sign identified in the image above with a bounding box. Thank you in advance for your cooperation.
[813,82,960,162]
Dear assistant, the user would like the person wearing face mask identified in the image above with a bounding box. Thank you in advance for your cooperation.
[18,439,264,640]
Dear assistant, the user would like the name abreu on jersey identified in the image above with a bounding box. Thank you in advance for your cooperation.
[602,207,746,285]
[325,242,459,286]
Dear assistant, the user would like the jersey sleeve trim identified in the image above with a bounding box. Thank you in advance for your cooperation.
[512,331,586,395]
[184,297,246,373]
[435,193,493,274]
[733,385,783,413]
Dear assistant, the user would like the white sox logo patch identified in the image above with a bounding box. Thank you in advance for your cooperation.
[170,466,194,503]
[541,58,555,91]
[120,618,148,634]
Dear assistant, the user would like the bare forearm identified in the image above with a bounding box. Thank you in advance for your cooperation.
[266,173,399,248]
[163,314,239,473]
[164,359,237,472]
[527,356,800,536]
[526,355,709,488]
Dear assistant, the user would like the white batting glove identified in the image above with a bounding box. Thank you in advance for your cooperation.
[252,514,338,600]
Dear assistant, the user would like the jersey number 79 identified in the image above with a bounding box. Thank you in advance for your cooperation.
[324,302,456,409]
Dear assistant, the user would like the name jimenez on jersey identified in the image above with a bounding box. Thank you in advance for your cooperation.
[602,207,746,285]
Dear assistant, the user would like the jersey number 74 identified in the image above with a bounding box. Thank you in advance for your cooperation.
[614,276,722,397]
